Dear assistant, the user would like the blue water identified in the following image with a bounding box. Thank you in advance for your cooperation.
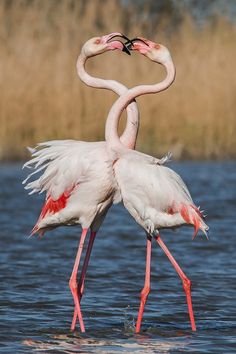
[0,161,235,353]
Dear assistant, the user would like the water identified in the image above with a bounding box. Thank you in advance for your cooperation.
[0,161,235,353]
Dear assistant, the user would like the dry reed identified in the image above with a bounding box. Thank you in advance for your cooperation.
[0,0,235,160]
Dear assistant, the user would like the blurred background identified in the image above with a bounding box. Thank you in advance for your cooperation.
[0,0,235,160]
[1,2,236,353]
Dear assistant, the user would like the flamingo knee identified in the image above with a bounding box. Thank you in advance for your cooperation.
[69,277,78,299]
[182,276,196,331]
[182,277,191,294]
[140,285,151,305]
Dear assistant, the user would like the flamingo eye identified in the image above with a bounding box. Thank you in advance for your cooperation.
[155,44,160,49]
[95,39,101,44]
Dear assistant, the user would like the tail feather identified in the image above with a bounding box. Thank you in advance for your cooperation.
[29,224,45,238]
[180,204,209,239]
[30,224,39,237]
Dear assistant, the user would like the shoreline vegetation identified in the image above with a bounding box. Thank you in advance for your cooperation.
[0,0,235,161]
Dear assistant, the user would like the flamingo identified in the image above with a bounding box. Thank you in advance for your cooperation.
[74,32,141,329]
[22,33,142,332]
[104,37,209,333]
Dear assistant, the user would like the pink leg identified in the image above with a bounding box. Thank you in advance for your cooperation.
[71,231,97,330]
[69,228,88,332]
[135,236,152,333]
[154,234,196,331]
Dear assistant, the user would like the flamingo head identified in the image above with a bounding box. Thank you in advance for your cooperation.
[82,32,131,58]
[127,37,172,64]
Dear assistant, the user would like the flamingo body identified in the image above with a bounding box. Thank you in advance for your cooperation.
[24,140,120,235]
[114,155,208,238]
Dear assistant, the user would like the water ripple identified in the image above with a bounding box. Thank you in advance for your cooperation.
[0,161,235,353]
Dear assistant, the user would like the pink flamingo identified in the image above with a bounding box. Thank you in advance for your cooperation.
[23,33,142,332]
[105,37,209,333]
[72,33,141,329]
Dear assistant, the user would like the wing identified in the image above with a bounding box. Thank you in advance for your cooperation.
[115,152,192,210]
[115,152,208,237]
[23,140,105,200]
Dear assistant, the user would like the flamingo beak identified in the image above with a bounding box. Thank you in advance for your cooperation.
[125,38,150,53]
[106,34,132,55]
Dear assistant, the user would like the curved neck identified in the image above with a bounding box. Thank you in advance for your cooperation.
[105,60,176,151]
[77,53,139,149]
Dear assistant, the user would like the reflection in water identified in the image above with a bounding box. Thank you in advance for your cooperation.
[1,161,236,353]
[23,331,189,353]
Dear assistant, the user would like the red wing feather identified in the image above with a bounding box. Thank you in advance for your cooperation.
[31,186,76,236]
[40,193,68,219]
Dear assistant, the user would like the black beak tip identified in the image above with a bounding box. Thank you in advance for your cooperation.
[126,42,133,51]
[122,45,131,55]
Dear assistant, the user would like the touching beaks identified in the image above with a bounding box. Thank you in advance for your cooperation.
[102,33,151,55]
[122,44,131,55]
[107,33,132,55]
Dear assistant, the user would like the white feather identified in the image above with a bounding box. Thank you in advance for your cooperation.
[114,150,208,236]
[23,140,118,231]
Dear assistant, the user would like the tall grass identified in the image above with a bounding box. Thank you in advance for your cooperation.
[0,0,235,160]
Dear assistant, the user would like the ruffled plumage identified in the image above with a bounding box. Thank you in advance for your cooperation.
[23,140,118,234]
[114,151,209,238]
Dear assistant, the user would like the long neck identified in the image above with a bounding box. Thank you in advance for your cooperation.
[77,53,139,149]
[105,60,176,151]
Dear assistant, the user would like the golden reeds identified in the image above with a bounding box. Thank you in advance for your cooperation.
[0,0,235,160]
